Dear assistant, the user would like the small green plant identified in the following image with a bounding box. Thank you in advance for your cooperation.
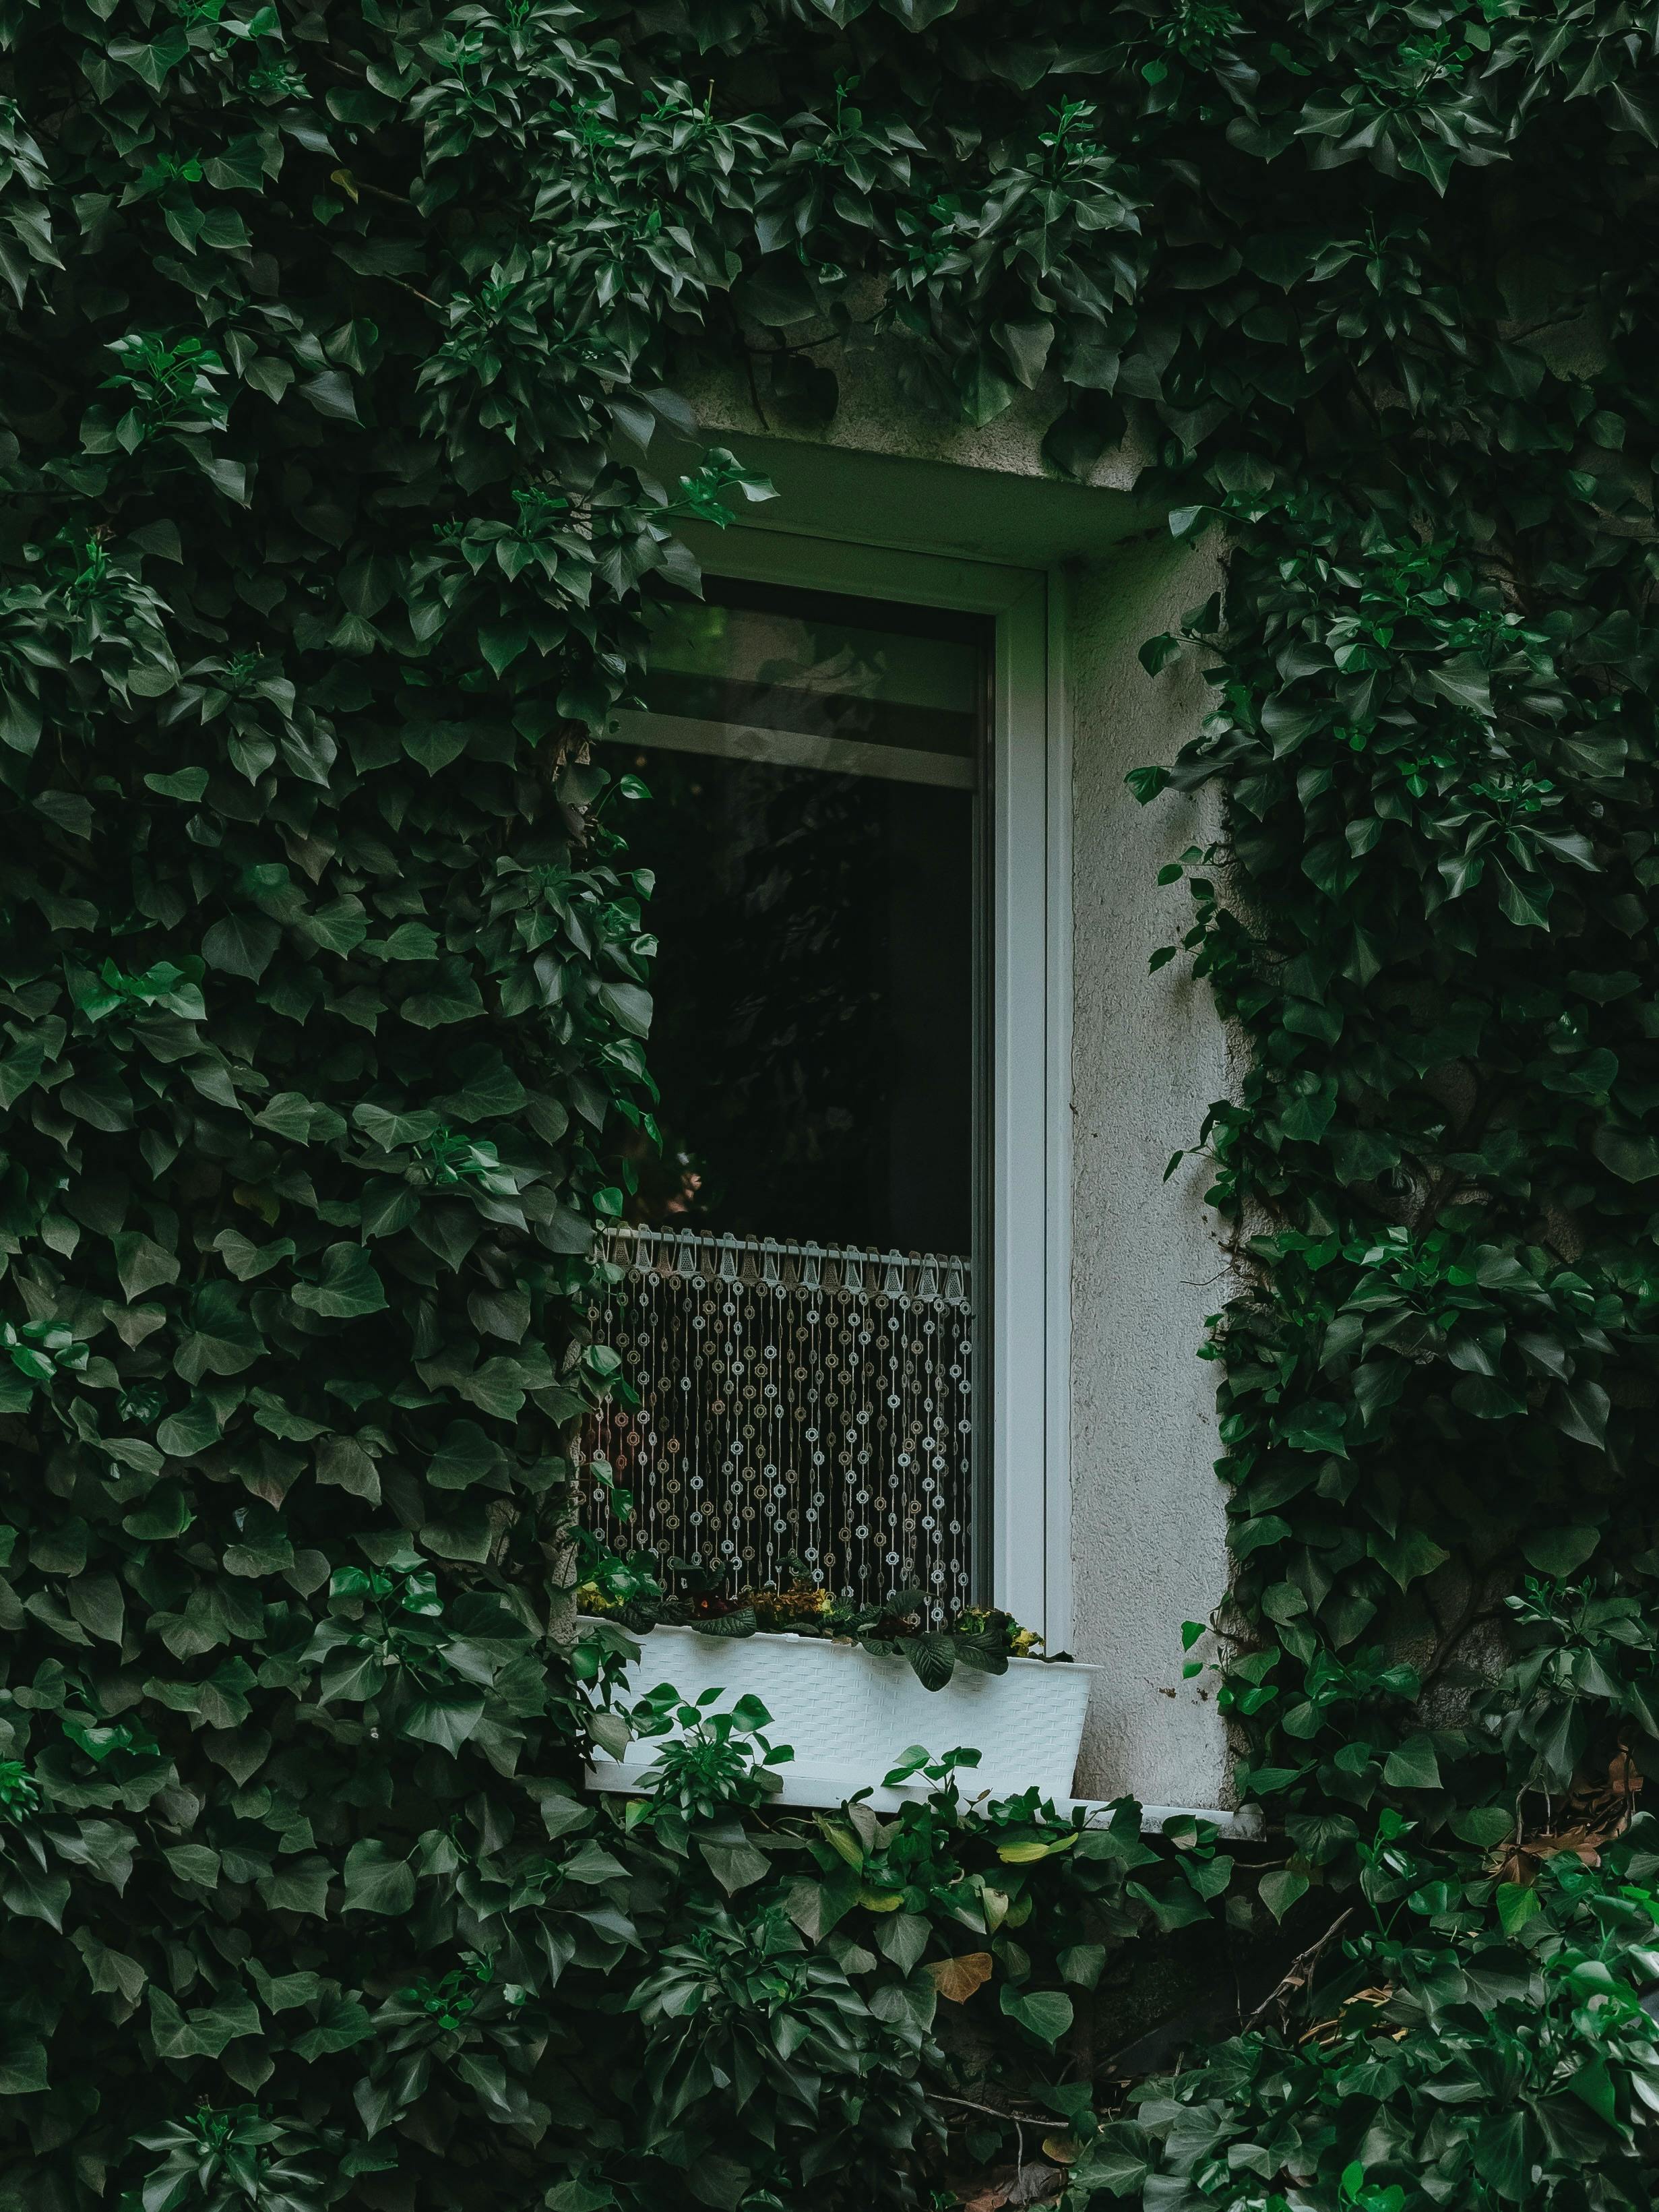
[625,1686,795,1826]
[587,1551,1048,1688]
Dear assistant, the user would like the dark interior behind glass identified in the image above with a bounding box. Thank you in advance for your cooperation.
[619,580,985,1259]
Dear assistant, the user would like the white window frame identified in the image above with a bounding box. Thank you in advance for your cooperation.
[631,526,1073,1647]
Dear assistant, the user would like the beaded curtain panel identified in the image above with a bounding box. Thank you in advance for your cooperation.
[585,1226,975,1618]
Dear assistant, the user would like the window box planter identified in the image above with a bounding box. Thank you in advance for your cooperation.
[583,1620,1097,1812]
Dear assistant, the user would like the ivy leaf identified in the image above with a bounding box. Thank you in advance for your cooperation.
[1453,1808,1517,1849]
[596,981,653,1039]
[881,0,961,28]
[255,1092,329,1142]
[175,1283,265,1380]
[420,1504,494,1562]
[733,259,818,328]
[1472,2112,1532,2201]
[1451,1375,1525,1421]
[995,316,1055,388]
[874,1913,930,1972]
[3,1865,71,1928]
[303,897,369,956]
[0,2031,49,2095]
[300,369,360,422]
[164,1845,223,1888]
[1427,656,1493,716]
[1079,2124,1154,2198]
[1381,1735,1442,1791]
[427,1420,505,1490]
[144,768,208,802]
[156,1396,222,1458]
[354,1101,440,1149]
[67,1574,125,1645]
[1057,1943,1107,1988]
[341,1841,416,1916]
[1569,2058,1617,2122]
[437,1051,528,1122]
[113,1231,180,1301]
[1257,1868,1309,1922]
[1497,1882,1541,1936]
[697,1835,772,1893]
[213,1228,296,1281]
[998,1986,1073,2048]
[1551,1382,1610,1450]
[1522,1526,1601,1577]
[1592,1125,1659,1182]
[201,913,282,980]
[316,1434,381,1500]
[291,1246,388,1319]
[961,355,1019,427]
[401,1688,487,1754]
[290,1994,373,2060]
[998,1836,1075,1863]
[257,1861,332,1917]
[1367,1529,1450,1591]
[402,963,485,1026]
[685,2154,753,2211]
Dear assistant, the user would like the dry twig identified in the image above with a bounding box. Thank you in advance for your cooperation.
[1241,1907,1356,2032]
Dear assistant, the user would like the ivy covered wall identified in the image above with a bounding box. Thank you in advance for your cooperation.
[5,5,1659,2212]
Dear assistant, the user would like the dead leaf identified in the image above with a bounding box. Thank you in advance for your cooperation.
[1489,1751,1644,1886]
[927,1950,994,2003]
[958,2184,1009,2212]
[1301,1984,1394,2049]
[1041,2135,1082,2165]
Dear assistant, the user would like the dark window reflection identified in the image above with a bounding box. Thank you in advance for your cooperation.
[639,580,982,764]
[617,581,984,1258]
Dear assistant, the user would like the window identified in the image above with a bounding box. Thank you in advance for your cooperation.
[587,535,1067,1643]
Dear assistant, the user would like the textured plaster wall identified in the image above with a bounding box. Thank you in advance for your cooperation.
[1065,539,1235,1809]
[677,331,1149,491]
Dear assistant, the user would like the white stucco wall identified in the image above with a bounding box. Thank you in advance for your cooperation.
[1065,541,1234,1809]
[682,365,1238,1811]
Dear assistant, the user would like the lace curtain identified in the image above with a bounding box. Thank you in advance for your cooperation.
[584,1226,975,1620]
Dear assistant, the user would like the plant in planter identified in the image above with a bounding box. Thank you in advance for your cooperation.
[577,1549,1052,1690]
[814,1593,1038,1692]
[622,1686,796,1826]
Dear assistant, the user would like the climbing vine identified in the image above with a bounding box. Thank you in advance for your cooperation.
[5,4,1659,2212]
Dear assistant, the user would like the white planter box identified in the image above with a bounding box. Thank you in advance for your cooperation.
[584,1621,1097,1811]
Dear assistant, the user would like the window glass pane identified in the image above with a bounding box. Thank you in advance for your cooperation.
[640,579,981,763]
[588,580,987,1618]
[621,583,983,1256]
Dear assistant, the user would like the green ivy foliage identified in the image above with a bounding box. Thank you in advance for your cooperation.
[9,3,1659,2212]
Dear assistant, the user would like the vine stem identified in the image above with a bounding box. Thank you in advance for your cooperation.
[942,2097,1070,2185]
[931,2093,1070,2126]
[932,2091,1073,2174]
[1240,1906,1356,2031]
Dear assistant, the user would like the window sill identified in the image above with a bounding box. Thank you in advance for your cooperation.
[581,1620,1261,1839]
